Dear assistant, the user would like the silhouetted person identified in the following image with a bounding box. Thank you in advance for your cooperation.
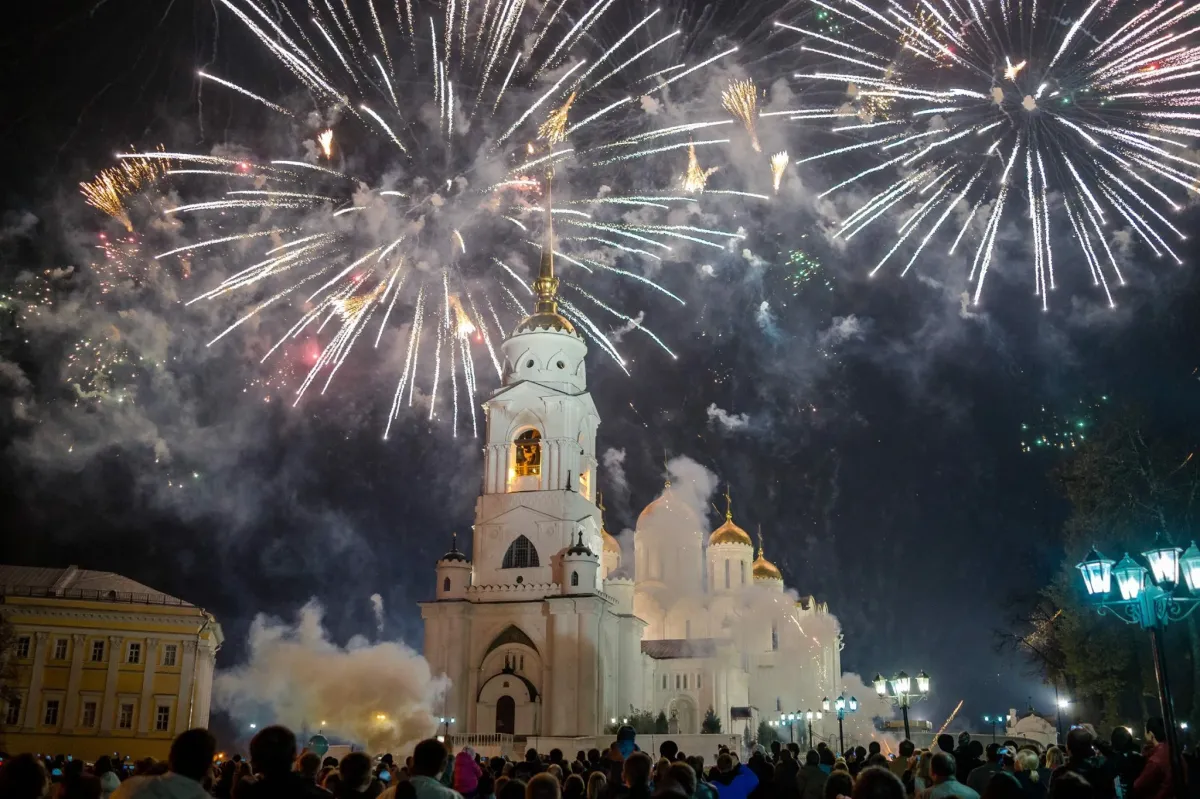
[927,753,978,799]
[112,728,218,799]
[1132,717,1174,799]
[1051,728,1114,799]
[852,767,904,799]
[797,751,827,799]
[233,725,330,799]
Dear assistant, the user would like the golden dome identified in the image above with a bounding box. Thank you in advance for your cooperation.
[753,531,783,581]
[636,480,673,528]
[708,489,752,547]
[597,494,620,553]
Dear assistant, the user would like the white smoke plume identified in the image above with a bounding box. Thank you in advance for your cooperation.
[370,593,385,636]
[214,600,445,754]
[818,315,868,349]
[706,403,750,432]
[602,447,629,505]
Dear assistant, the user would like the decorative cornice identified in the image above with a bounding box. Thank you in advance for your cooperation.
[4,604,215,631]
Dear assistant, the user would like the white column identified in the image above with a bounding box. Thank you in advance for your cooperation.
[576,608,599,735]
[99,636,123,733]
[138,637,160,733]
[61,634,87,732]
[20,632,50,732]
[174,640,198,734]
[191,643,215,728]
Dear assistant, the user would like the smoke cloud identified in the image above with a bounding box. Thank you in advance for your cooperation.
[370,593,385,636]
[213,600,445,754]
[706,403,750,432]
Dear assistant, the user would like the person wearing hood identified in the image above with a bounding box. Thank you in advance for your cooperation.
[111,729,219,799]
[774,750,800,799]
[710,754,759,799]
[617,728,642,761]
[796,752,828,799]
[455,749,483,799]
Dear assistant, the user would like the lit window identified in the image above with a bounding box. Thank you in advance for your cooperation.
[118,704,134,730]
[91,641,105,662]
[162,645,177,667]
[44,700,60,726]
[53,639,68,660]
[514,430,542,477]
[81,701,97,727]
[502,535,540,569]
[16,637,30,659]
[127,642,141,665]
[579,469,591,499]
[4,698,20,726]
[155,705,171,732]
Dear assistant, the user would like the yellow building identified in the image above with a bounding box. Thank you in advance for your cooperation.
[0,565,223,762]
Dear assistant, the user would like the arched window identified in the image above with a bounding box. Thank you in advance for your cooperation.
[571,571,579,587]
[740,561,746,585]
[514,430,542,477]
[443,577,451,592]
[502,535,540,569]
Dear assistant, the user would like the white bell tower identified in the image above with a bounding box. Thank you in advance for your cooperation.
[472,183,603,589]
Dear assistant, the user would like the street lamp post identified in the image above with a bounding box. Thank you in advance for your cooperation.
[983,714,1007,744]
[1076,537,1200,799]
[1055,695,1070,746]
[803,710,823,747]
[823,695,859,755]
[873,670,930,741]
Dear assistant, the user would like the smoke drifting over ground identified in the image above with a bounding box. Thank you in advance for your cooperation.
[214,600,444,754]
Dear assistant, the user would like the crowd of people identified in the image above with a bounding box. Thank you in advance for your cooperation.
[0,718,1183,799]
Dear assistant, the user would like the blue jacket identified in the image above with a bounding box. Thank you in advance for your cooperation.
[709,765,759,799]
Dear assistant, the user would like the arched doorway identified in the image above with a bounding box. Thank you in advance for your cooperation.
[496,695,516,734]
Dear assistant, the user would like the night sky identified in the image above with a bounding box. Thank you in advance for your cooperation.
[2,0,1199,738]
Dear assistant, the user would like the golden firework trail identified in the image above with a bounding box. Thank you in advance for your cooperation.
[80,151,168,231]
[538,91,578,144]
[318,129,335,159]
[770,151,789,194]
[935,700,965,738]
[722,79,761,153]
[681,142,720,192]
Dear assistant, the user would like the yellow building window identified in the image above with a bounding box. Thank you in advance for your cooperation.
[53,638,68,660]
[162,644,177,667]
[5,698,21,725]
[127,642,141,664]
[514,430,542,477]
[16,637,30,659]
[155,705,171,732]
[90,640,105,662]
[81,702,97,727]
[44,700,59,726]
[118,703,134,730]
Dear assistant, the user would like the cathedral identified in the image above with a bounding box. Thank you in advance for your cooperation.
[420,203,842,740]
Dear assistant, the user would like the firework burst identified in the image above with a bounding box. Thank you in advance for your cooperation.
[722,79,763,152]
[784,0,1200,308]
[80,151,168,231]
[770,151,789,193]
[130,0,760,438]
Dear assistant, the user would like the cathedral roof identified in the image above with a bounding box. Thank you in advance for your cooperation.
[752,531,783,581]
[709,490,752,547]
[566,531,595,557]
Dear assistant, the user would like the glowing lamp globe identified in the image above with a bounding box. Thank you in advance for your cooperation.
[806,710,814,720]
[1144,534,1182,587]
[816,711,824,720]
[893,671,911,695]
[1181,542,1200,593]
[849,697,859,711]
[873,674,887,696]
[1076,548,1115,596]
[915,671,931,694]
[823,698,831,712]
[1112,554,1148,601]
[835,696,846,712]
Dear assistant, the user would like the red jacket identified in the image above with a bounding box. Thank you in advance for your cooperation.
[1132,743,1173,799]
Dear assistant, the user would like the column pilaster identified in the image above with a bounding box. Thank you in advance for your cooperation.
[99,635,123,733]
[20,632,50,732]
[61,634,87,732]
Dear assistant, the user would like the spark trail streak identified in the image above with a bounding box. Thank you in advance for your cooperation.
[785,0,1200,307]
[130,0,760,436]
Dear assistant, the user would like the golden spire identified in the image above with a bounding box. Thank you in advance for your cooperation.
[725,485,733,521]
[757,525,764,557]
[532,170,559,315]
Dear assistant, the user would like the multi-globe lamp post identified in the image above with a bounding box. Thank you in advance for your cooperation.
[822,694,859,755]
[873,670,930,741]
[1076,536,1200,799]
[982,714,1008,743]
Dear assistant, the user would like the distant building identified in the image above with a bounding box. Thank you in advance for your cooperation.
[0,565,222,761]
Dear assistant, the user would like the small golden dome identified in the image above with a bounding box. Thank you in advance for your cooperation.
[636,480,673,528]
[602,528,620,553]
[708,489,752,547]
[753,531,783,581]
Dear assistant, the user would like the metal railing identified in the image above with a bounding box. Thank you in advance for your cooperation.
[0,585,193,608]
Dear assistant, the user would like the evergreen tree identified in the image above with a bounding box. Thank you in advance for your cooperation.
[655,710,669,733]
[702,706,722,734]
[757,719,780,747]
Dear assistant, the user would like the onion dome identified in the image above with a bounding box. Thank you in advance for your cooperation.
[636,478,673,528]
[567,531,595,557]
[440,532,469,562]
[752,530,783,581]
[709,489,753,547]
